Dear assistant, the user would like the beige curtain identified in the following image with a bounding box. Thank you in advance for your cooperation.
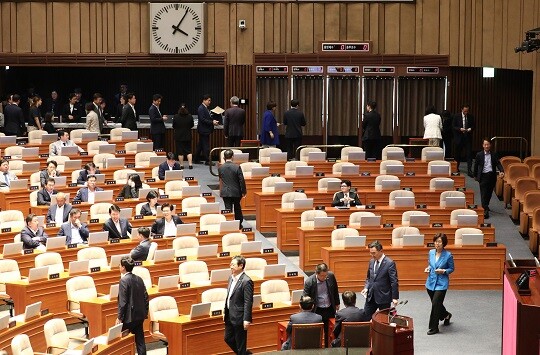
[328,76,360,137]
[256,76,289,135]
[363,77,395,136]
[292,76,324,137]
[397,77,446,136]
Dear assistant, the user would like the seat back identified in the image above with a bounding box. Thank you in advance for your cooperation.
[455,227,482,246]
[240,162,262,178]
[113,169,137,184]
[164,180,190,198]
[5,145,24,157]
[90,202,113,222]
[44,318,70,351]
[29,190,39,207]
[348,212,376,227]
[421,146,444,161]
[299,147,322,162]
[440,190,466,208]
[450,209,477,226]
[332,162,355,175]
[514,177,538,200]
[401,210,429,226]
[291,323,324,349]
[70,129,89,143]
[8,159,26,175]
[179,260,209,284]
[182,196,208,214]
[260,279,290,303]
[66,275,98,302]
[35,252,64,275]
[87,141,108,155]
[29,171,41,187]
[28,130,46,143]
[244,257,267,279]
[172,236,199,257]
[531,163,540,185]
[392,226,421,246]
[524,156,540,171]
[124,141,139,154]
[199,214,227,233]
[77,247,108,269]
[382,146,404,160]
[201,288,228,311]
[380,160,403,174]
[523,191,540,213]
[132,266,152,289]
[301,210,327,227]
[11,334,34,355]
[110,127,131,141]
[331,228,360,247]
[222,233,248,253]
[507,163,530,187]
[135,152,158,167]
[318,177,342,192]
[92,153,116,167]
[281,192,307,208]
[0,259,22,293]
[340,146,363,162]
[262,176,286,193]
[148,296,179,334]
[220,149,243,164]
[389,190,415,207]
[341,322,371,347]
[284,161,308,176]
[147,242,158,261]
[427,160,451,175]
[429,177,454,191]
[0,210,25,232]
[374,174,399,191]
[258,147,282,163]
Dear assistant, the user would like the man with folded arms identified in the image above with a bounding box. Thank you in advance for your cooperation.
[46,192,72,224]
[21,213,48,250]
[58,208,89,245]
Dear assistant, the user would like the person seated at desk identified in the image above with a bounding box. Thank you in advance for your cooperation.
[281,296,323,350]
[46,192,72,224]
[331,290,370,347]
[331,179,361,207]
[103,204,132,240]
[40,160,61,187]
[21,213,49,250]
[158,152,181,180]
[118,174,143,199]
[0,158,18,189]
[77,163,101,185]
[73,175,104,203]
[58,208,90,244]
[130,227,151,261]
[150,203,183,237]
[49,130,84,156]
[140,190,160,217]
[37,178,59,206]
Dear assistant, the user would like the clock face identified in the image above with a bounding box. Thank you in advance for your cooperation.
[150,3,205,54]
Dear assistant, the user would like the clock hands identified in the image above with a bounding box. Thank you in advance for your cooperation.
[171,9,189,36]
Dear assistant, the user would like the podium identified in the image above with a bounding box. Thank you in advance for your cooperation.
[371,309,414,355]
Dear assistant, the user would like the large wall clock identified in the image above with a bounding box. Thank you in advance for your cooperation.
[149,3,205,54]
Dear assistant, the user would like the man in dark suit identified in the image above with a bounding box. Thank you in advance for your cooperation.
[473,139,504,218]
[61,93,82,123]
[103,204,132,240]
[223,96,246,147]
[150,203,183,237]
[361,240,399,320]
[362,100,382,160]
[224,255,254,355]
[194,94,219,165]
[57,208,89,244]
[73,175,104,203]
[331,291,370,347]
[219,150,247,224]
[20,214,49,250]
[92,93,106,133]
[281,295,323,350]
[116,256,149,355]
[4,94,25,137]
[158,152,181,180]
[149,94,168,150]
[37,178,58,206]
[331,179,362,207]
[283,99,306,160]
[46,192,72,223]
[452,105,475,176]
[42,90,60,118]
[130,227,151,261]
[303,263,340,347]
[121,93,138,131]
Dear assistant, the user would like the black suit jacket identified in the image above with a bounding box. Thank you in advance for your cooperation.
[117,185,139,199]
[452,113,475,144]
[130,239,152,261]
[332,306,369,343]
[224,272,254,326]
[218,161,246,198]
[362,110,382,141]
[103,218,132,240]
[283,108,306,138]
[158,161,181,180]
[61,103,82,123]
[37,188,59,206]
[93,102,105,132]
[4,103,25,136]
[365,256,399,304]
[20,226,48,249]
[303,272,340,311]
[197,104,214,135]
[223,106,246,137]
[117,272,149,324]
[121,104,138,131]
[473,150,504,180]
[140,202,160,217]
[149,104,166,134]
[331,191,361,207]
[172,113,194,141]
[150,216,183,236]
[76,169,101,185]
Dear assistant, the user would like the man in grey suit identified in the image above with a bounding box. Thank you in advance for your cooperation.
[281,296,323,350]
[37,178,58,206]
[219,150,247,225]
[331,290,370,347]
[361,240,399,320]
[103,204,132,240]
[283,99,306,160]
[49,130,84,156]
[223,96,246,147]
[46,192,72,224]
[73,175,104,203]
[130,227,151,261]
[116,256,149,355]
[224,255,254,355]
[57,208,89,244]
[0,159,18,188]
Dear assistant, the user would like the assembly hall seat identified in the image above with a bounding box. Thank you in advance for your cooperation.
[331,228,360,247]
[282,192,307,209]
[44,317,87,354]
[392,226,421,246]
[244,257,268,279]
[132,266,153,289]
[201,288,228,312]
[110,127,131,141]
[149,296,179,345]
[261,279,290,303]
[504,163,530,205]
[200,214,226,233]
[429,177,454,191]
[113,169,137,184]
[450,209,478,226]
[240,162,262,178]
[284,161,308,176]
[301,210,327,228]
[299,147,322,162]
[182,196,208,214]
[401,210,429,226]
[0,210,25,232]
[35,252,65,275]
[135,152,158,168]
[172,236,199,257]
[222,233,248,253]
[439,191,466,208]
[259,147,282,163]
[340,146,364,162]
[427,160,451,176]
[421,146,444,162]
[496,156,522,197]
[348,212,376,228]
[262,176,286,193]
[374,175,400,191]
[389,190,415,207]
[332,162,355,175]
[179,260,210,286]
[454,228,483,246]
[164,180,189,198]
[511,177,538,220]
[90,203,113,222]
[317,177,341,192]
[70,129,89,143]
[379,160,403,174]
[28,129,46,144]
[220,149,242,164]
[382,146,405,161]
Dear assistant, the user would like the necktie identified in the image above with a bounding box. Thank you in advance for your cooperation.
[63,142,66,146]
[4,173,9,187]
[374,260,379,275]
[463,116,467,129]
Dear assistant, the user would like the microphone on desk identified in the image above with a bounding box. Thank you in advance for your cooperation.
[389,300,408,325]
[387,300,404,323]
[535,257,540,267]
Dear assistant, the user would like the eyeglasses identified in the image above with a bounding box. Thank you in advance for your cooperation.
[340,185,348,187]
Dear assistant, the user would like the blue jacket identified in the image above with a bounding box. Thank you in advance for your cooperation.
[425,249,454,291]
[260,110,279,146]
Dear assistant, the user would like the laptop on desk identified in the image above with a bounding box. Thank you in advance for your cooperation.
[274,182,293,193]
[9,179,28,190]
[425,151,444,161]
[88,231,109,245]
[394,196,415,208]
[381,179,401,190]
[81,132,99,142]
[197,244,218,258]
[137,142,154,152]
[341,165,359,175]
[434,179,454,190]
[344,235,366,247]
[93,174,106,184]
[402,234,425,246]
[154,249,175,263]
[137,188,155,201]
[313,217,335,228]
[232,153,249,164]
[21,147,39,158]
[149,156,167,166]
[308,152,326,162]
[165,170,183,181]
[386,164,404,175]
[408,214,431,226]
[295,166,314,176]
[109,254,129,268]
[456,214,478,227]
[251,167,270,177]
[122,131,138,140]
[93,190,114,202]
[240,241,262,254]
[200,202,220,214]
[46,236,67,250]
[326,180,341,191]
[386,151,405,161]
[64,160,83,171]
[53,176,67,187]
[63,338,95,355]
[219,220,240,233]
[23,301,42,321]
[106,158,125,169]
[461,233,484,245]
[181,186,201,197]
[0,136,16,145]
[269,152,287,163]
[431,164,450,175]
[360,215,381,226]
[68,260,90,275]
[157,275,179,291]
[177,223,197,236]
[263,264,286,278]
[98,144,116,154]
[120,208,133,219]
[41,134,58,144]
[95,323,123,345]
[347,151,366,162]
[190,302,211,319]
[3,242,23,256]
[22,162,40,173]
[445,196,466,208]
[60,146,79,155]
[293,198,313,210]
[28,266,50,282]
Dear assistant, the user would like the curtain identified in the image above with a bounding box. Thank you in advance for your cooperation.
[292,76,324,137]
[363,77,395,136]
[397,77,446,136]
[327,76,360,137]
[256,76,289,135]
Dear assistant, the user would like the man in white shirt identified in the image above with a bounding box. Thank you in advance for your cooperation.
[49,130,84,156]
[0,159,18,189]
[47,192,72,224]
[73,175,104,203]
[150,203,183,236]
[103,204,132,240]
[58,208,90,244]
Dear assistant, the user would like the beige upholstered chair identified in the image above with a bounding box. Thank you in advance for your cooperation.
[348,212,377,228]
[284,161,308,176]
[281,192,307,209]
[29,171,41,187]
[29,190,39,207]
[92,153,115,167]
[182,196,208,214]
[110,127,131,141]
[340,146,364,162]
[35,252,64,275]
[87,140,109,155]
[132,266,153,289]
[429,177,455,191]
[0,259,22,296]
[149,296,179,343]
[8,159,26,175]
[220,149,243,163]
[382,146,405,161]
[332,162,355,175]
[421,147,444,161]
[222,233,249,253]
[389,190,415,207]
[259,147,282,163]
[113,169,137,184]
[70,129,89,143]
[392,226,421,246]
[28,130,46,144]
[4,145,24,157]
[65,275,98,335]
[261,279,290,303]
[11,334,36,355]
[147,242,158,261]
[199,214,227,233]
[301,210,327,228]
[401,210,429,226]
[77,247,108,270]
[90,203,113,222]
[124,141,138,154]
[331,228,360,247]
[427,160,451,176]
[179,260,210,286]
[71,170,82,184]
[201,288,228,312]
[440,191,466,208]
[135,152,158,168]
[450,209,478,226]
[244,257,268,279]
[374,175,400,191]
[262,176,286,193]
[454,228,483,246]
[299,147,322,162]
[380,160,404,174]
[151,166,160,179]
[0,210,25,232]
[240,162,262,178]
[48,156,71,172]
[317,177,341,192]
[44,318,87,354]
[164,180,190,198]
[172,236,200,257]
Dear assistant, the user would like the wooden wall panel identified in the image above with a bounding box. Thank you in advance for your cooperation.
[298,3,313,53]
[236,4,253,64]
[30,3,47,53]
[253,3,264,53]
[422,0,439,55]
[16,2,31,53]
[214,3,230,54]
[263,3,273,53]
[52,3,70,52]
[346,4,364,41]
[384,3,399,53]
[128,3,141,53]
[140,2,149,53]
[324,3,340,41]
[69,3,81,53]
[1,3,10,52]
[313,4,324,53]
[399,4,415,54]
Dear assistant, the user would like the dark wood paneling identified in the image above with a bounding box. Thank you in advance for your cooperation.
[225,65,255,140]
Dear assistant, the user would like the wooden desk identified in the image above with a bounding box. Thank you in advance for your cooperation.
[255,189,474,232]
[298,224,496,270]
[160,304,297,354]
[276,206,485,251]
[322,244,506,290]
[92,334,135,354]
[0,313,53,353]
[80,276,304,338]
